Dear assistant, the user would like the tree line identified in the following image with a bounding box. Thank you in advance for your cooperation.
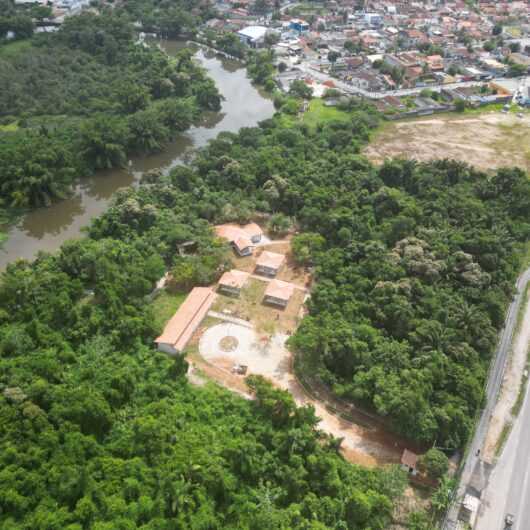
[0,10,220,211]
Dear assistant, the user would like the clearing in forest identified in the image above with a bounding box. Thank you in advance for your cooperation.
[183,236,411,467]
[364,110,530,173]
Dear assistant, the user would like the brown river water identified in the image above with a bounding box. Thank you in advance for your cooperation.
[0,41,274,270]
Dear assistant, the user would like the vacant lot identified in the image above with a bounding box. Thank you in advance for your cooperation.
[364,110,530,172]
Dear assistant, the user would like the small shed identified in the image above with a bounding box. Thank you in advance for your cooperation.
[218,270,249,296]
[263,279,295,308]
[255,251,285,277]
[401,449,419,476]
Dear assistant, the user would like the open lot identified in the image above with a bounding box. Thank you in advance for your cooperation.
[364,110,530,173]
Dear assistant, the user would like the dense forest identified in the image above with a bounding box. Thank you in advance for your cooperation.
[0,10,220,210]
[127,100,527,449]
[1,89,528,527]
[0,120,412,528]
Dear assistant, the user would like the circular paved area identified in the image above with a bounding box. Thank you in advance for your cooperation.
[199,322,289,381]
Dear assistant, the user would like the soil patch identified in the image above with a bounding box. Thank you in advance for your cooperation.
[365,111,530,173]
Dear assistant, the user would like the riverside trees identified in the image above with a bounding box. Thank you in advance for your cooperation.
[0,11,220,209]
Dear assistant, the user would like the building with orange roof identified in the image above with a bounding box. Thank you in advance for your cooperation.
[218,269,249,296]
[214,223,263,256]
[255,251,286,277]
[263,279,295,307]
[155,287,216,355]
[401,449,419,476]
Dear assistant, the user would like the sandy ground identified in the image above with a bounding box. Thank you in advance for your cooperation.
[196,321,409,467]
[364,111,530,173]
[483,292,530,462]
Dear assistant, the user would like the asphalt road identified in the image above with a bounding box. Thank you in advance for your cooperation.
[444,268,530,529]
[299,63,489,99]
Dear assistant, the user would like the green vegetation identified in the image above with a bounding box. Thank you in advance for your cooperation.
[151,291,187,333]
[302,99,351,128]
[0,39,32,58]
[0,130,409,528]
[418,448,449,480]
[0,10,220,212]
[495,421,513,456]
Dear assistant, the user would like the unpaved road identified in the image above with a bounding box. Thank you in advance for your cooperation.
[365,111,530,173]
[196,321,409,467]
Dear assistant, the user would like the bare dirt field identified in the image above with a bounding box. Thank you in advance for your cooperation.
[364,111,530,173]
[192,319,408,467]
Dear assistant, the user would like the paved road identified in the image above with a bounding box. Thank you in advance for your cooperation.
[444,268,530,529]
[297,63,490,99]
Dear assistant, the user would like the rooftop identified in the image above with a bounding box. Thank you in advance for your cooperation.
[401,449,419,468]
[155,287,216,352]
[256,251,286,270]
[264,279,296,301]
[219,269,250,289]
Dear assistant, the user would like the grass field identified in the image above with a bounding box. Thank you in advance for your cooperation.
[302,99,351,128]
[151,291,187,333]
[0,40,32,59]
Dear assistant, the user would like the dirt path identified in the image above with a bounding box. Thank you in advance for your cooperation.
[193,320,411,467]
[483,288,530,462]
[364,111,530,173]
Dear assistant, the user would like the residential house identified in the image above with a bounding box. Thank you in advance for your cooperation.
[255,251,285,277]
[218,270,249,296]
[215,223,263,257]
[263,279,295,308]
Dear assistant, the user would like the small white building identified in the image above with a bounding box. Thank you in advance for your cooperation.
[237,26,268,48]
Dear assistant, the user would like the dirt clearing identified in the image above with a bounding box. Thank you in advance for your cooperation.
[364,111,530,172]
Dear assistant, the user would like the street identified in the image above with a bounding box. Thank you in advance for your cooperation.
[444,268,530,529]
[296,63,488,99]
[475,271,530,530]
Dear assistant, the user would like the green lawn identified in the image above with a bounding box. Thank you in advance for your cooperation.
[302,99,350,128]
[0,122,18,132]
[151,290,187,333]
[0,39,32,59]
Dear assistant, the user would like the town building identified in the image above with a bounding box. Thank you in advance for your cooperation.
[237,26,268,48]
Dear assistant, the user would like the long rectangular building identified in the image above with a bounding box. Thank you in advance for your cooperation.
[155,287,216,355]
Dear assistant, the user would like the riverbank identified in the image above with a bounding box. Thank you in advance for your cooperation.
[0,43,274,270]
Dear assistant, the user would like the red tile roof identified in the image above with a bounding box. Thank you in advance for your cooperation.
[256,251,286,270]
[155,287,216,352]
[264,279,295,301]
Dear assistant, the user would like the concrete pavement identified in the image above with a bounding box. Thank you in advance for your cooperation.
[444,268,530,529]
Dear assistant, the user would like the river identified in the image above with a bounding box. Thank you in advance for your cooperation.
[0,41,274,270]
